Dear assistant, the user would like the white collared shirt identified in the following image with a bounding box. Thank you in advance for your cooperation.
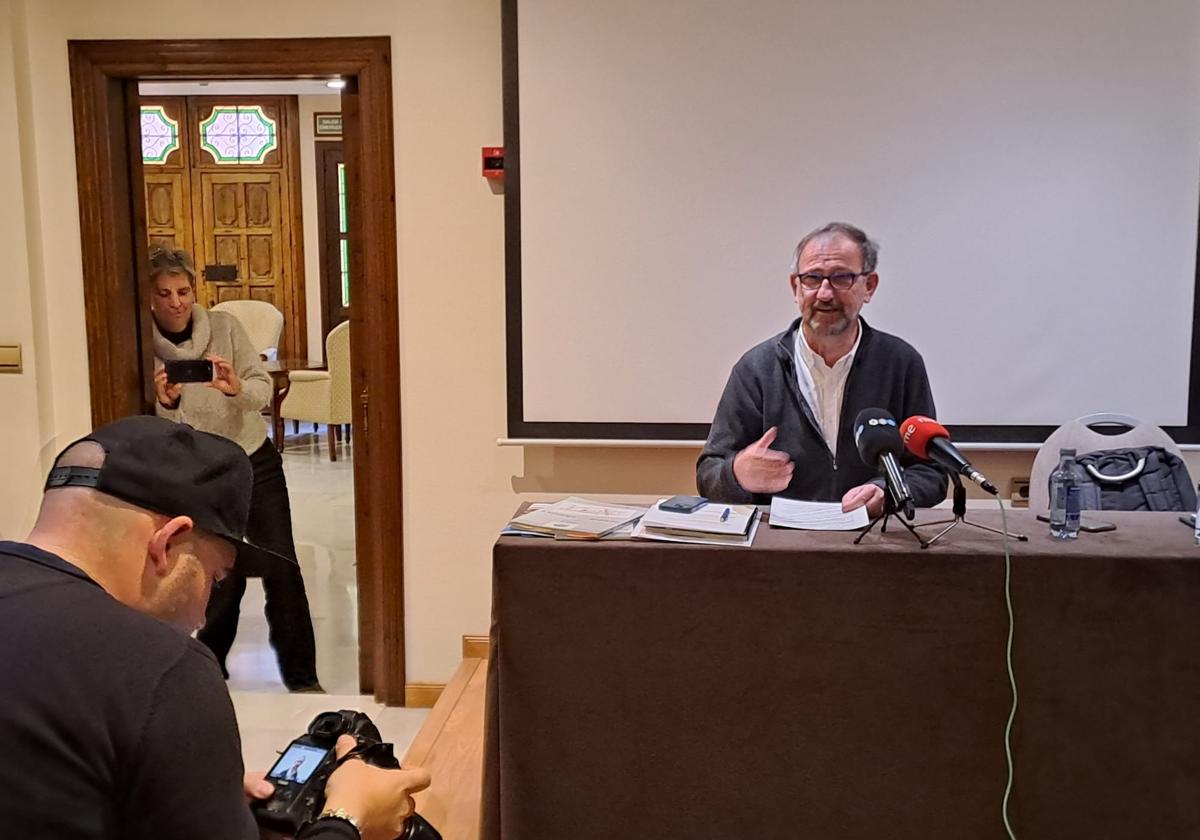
[793,320,862,456]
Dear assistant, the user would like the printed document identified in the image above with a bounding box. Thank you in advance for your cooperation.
[768,497,870,531]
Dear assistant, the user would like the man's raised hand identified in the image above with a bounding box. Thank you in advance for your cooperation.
[733,426,794,494]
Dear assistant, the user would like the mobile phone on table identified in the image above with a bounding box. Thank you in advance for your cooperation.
[660,495,708,513]
[164,359,214,384]
[1035,513,1116,533]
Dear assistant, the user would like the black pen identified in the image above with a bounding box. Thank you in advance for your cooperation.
[720,507,730,522]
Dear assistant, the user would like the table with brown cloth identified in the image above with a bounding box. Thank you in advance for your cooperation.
[481,510,1200,840]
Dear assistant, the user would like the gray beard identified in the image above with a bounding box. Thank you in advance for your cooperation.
[805,311,851,337]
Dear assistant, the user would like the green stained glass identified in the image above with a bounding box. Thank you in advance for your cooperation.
[140,106,180,164]
[198,105,278,164]
[340,239,350,308]
[337,163,347,233]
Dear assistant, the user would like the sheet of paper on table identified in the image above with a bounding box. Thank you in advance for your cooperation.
[768,497,870,531]
[505,498,645,539]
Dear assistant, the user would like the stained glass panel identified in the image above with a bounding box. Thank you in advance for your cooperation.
[198,106,278,164]
[337,162,347,233]
[140,106,180,164]
[340,238,350,308]
[337,162,349,307]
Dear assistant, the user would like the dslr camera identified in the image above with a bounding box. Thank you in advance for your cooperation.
[252,709,441,839]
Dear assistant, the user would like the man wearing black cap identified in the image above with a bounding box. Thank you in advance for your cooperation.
[0,416,429,840]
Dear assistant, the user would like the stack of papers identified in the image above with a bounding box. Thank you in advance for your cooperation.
[632,500,760,547]
[505,497,646,540]
[768,497,870,530]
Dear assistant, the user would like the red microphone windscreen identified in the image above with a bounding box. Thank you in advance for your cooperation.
[899,415,949,459]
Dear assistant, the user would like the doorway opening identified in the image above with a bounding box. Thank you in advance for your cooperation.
[68,38,408,704]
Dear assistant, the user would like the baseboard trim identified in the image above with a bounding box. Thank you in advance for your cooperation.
[405,637,490,707]
[462,634,491,659]
[404,683,445,708]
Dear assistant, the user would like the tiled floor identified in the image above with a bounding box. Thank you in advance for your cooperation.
[227,425,428,766]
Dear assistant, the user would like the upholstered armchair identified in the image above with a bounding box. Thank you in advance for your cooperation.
[279,321,351,460]
[211,300,284,361]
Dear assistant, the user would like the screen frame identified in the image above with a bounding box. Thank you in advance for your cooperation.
[267,741,332,784]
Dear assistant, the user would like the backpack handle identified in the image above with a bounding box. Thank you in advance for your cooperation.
[1084,457,1146,484]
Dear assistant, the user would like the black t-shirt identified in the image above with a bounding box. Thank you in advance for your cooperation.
[0,542,356,840]
[161,319,194,345]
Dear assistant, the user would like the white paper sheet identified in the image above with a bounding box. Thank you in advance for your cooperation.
[768,498,870,531]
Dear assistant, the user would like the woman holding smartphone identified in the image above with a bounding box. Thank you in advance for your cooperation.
[149,245,322,693]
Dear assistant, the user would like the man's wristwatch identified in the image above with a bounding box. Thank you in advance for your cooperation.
[316,807,362,837]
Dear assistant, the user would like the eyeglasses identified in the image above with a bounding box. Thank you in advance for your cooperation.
[793,272,866,291]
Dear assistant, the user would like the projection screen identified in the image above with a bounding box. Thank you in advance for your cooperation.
[504,0,1200,442]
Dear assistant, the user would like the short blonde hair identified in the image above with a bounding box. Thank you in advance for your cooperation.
[148,245,196,284]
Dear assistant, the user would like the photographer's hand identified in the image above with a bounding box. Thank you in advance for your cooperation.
[242,774,292,840]
[244,772,274,804]
[322,735,432,840]
[206,353,243,397]
[153,365,183,409]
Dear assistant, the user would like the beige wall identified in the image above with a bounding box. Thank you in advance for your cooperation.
[0,0,1196,684]
[0,1,47,540]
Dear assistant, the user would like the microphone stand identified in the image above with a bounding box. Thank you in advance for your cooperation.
[916,472,1028,545]
[854,493,931,549]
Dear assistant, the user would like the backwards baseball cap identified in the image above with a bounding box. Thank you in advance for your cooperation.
[44,415,294,576]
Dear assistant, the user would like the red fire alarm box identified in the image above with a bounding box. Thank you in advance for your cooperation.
[482,146,504,179]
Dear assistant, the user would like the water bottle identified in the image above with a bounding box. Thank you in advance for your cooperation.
[1049,448,1081,539]
[1193,483,1200,546]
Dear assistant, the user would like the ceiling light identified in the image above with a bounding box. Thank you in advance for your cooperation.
[326,79,346,90]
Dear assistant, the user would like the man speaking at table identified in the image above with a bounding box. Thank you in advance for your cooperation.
[697,221,947,516]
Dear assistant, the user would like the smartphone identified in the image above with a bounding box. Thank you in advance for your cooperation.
[1035,513,1116,533]
[164,359,213,384]
[660,495,708,514]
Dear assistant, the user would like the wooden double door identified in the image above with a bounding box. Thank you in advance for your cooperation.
[141,95,306,359]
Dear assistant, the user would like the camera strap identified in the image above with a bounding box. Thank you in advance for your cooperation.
[331,741,399,771]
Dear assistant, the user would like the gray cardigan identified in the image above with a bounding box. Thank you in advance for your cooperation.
[697,318,948,507]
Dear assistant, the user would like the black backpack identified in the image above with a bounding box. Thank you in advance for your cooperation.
[1074,446,1196,512]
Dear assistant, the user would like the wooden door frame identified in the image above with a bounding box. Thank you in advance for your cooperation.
[315,140,347,342]
[67,37,407,704]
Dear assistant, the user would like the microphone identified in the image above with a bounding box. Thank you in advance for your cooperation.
[853,408,915,520]
[900,415,998,495]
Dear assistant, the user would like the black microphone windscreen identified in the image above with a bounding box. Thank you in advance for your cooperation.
[853,408,903,465]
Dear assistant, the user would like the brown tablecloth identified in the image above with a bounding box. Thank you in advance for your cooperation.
[481,510,1200,839]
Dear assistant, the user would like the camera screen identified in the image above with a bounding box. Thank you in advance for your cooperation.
[268,743,329,784]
